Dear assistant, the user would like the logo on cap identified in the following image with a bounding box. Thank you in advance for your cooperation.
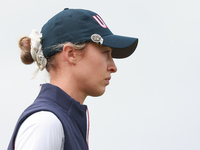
[91,34,104,45]
[93,15,107,28]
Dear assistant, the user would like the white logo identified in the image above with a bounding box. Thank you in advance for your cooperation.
[91,34,104,45]
[93,15,107,28]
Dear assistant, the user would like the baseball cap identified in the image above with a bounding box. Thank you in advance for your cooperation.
[41,8,138,58]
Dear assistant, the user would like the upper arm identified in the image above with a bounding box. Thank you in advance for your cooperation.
[15,111,65,150]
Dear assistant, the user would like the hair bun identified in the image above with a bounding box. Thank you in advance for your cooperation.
[18,36,34,64]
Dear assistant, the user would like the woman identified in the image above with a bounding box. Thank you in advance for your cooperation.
[8,8,138,150]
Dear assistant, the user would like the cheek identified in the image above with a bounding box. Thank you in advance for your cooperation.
[75,58,108,96]
[84,55,105,74]
[90,61,106,81]
[82,59,106,84]
[84,61,104,83]
[76,57,102,82]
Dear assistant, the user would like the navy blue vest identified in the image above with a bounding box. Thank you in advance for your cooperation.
[7,84,89,150]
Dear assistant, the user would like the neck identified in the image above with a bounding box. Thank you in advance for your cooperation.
[50,72,87,105]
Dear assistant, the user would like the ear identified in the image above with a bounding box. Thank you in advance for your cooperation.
[62,43,77,65]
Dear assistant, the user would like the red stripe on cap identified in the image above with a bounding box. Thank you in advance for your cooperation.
[93,15,107,28]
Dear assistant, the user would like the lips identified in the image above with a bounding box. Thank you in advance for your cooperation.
[105,77,111,85]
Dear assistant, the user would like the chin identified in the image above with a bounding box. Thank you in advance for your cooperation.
[89,88,106,97]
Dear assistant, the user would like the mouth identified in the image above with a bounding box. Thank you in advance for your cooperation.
[105,77,111,85]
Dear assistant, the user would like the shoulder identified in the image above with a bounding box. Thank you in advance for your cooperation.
[26,111,63,126]
[15,111,64,150]
[20,111,64,132]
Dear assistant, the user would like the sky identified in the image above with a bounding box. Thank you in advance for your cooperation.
[1,0,200,149]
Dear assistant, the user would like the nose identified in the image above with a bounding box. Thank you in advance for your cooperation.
[108,58,117,73]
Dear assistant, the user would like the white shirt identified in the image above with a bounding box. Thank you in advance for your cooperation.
[15,111,65,150]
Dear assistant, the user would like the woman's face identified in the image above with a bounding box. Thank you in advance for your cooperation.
[74,42,117,97]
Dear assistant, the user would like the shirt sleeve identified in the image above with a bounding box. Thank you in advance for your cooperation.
[15,111,65,150]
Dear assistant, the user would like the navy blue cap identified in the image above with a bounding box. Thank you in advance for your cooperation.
[41,8,138,58]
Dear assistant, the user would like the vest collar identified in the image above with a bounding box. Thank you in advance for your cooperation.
[37,83,88,140]
[38,83,87,111]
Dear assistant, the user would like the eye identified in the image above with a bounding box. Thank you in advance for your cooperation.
[104,50,111,55]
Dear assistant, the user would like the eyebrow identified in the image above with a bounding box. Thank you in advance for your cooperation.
[101,46,112,51]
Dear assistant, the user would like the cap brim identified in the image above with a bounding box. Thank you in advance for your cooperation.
[102,35,138,58]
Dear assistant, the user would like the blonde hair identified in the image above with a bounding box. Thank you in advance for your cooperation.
[18,36,87,73]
